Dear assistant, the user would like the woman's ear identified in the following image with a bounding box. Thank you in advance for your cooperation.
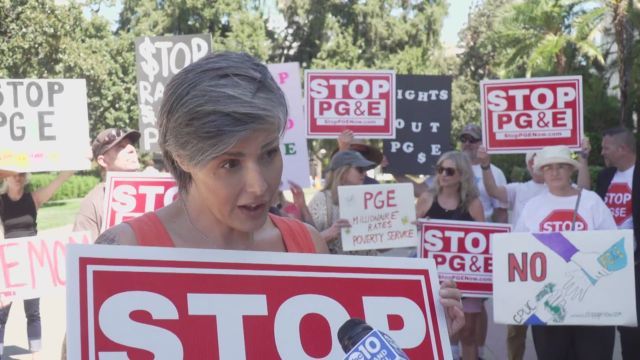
[173,154,192,174]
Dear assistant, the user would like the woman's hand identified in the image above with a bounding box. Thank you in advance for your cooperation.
[288,181,306,209]
[321,218,351,242]
[439,280,465,336]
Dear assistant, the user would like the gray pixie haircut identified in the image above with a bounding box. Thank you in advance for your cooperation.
[158,52,288,191]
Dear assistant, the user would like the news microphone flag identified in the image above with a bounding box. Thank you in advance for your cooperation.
[343,330,409,360]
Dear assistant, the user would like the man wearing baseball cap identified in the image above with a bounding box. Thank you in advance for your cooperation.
[73,128,141,242]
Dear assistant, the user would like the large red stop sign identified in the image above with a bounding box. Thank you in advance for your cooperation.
[539,209,587,232]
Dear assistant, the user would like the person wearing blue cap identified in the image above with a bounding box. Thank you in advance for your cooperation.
[308,150,379,256]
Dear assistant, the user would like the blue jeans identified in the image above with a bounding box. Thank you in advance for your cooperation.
[0,298,42,358]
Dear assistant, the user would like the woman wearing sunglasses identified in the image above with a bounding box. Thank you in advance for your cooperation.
[307,150,379,255]
[416,151,484,360]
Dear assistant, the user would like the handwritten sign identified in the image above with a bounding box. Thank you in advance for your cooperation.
[0,79,90,172]
[480,76,583,153]
[493,230,637,325]
[338,183,417,251]
[418,219,511,297]
[305,70,396,138]
[66,245,452,359]
[135,34,211,153]
[384,75,453,174]
[267,63,311,189]
[101,172,178,232]
[0,231,89,301]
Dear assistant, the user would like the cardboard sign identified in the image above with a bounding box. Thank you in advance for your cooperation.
[267,63,311,189]
[305,70,396,138]
[135,34,212,153]
[418,219,511,297]
[101,172,178,232]
[338,183,417,251]
[66,245,452,359]
[480,76,583,153]
[384,75,453,174]
[493,230,637,326]
[0,231,89,302]
[0,79,91,172]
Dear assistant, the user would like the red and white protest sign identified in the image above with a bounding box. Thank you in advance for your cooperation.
[67,245,452,359]
[0,231,89,301]
[604,183,633,226]
[419,219,511,297]
[480,76,583,153]
[539,209,587,232]
[305,70,395,138]
[101,172,178,232]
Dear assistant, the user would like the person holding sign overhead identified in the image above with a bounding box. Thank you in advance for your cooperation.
[0,170,74,360]
[415,150,484,360]
[515,145,616,360]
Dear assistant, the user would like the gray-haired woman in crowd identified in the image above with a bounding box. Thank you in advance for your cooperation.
[90,52,463,354]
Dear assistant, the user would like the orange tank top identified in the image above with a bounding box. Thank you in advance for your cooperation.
[125,212,317,253]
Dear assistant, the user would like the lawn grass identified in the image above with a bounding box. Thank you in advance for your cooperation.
[37,198,82,231]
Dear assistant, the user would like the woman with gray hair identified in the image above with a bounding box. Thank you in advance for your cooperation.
[95,52,327,253]
[92,51,464,350]
[415,150,484,360]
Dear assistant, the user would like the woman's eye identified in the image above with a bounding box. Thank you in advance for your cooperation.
[221,159,240,169]
[265,147,280,159]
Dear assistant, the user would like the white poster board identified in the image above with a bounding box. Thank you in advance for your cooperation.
[338,183,418,251]
[0,79,91,172]
[493,230,637,326]
[267,63,311,189]
[0,231,89,302]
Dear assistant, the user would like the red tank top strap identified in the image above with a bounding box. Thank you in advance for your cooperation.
[268,213,316,253]
[125,212,175,247]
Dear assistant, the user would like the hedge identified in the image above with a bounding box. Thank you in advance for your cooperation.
[25,173,100,201]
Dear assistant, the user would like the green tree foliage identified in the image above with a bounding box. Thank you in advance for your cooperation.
[0,0,137,136]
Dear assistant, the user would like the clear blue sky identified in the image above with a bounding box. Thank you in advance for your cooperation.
[441,0,477,46]
[90,0,476,47]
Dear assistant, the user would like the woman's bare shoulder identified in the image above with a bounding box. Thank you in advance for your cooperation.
[95,222,138,246]
[304,223,329,254]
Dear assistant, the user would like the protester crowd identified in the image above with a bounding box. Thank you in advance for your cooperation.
[0,51,638,360]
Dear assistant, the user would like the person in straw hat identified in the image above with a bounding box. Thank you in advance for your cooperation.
[515,145,616,360]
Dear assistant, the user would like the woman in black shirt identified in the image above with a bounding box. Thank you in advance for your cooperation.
[415,151,484,360]
[0,171,73,359]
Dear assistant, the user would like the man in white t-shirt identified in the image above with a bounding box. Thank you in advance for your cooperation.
[595,127,638,360]
[457,123,508,360]
[459,124,509,222]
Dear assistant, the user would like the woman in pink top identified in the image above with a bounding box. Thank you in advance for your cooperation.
[94,52,464,338]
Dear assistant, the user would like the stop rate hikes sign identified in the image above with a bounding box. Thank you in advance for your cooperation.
[101,172,178,232]
[66,245,452,359]
[305,70,395,138]
[419,219,511,297]
[480,76,583,153]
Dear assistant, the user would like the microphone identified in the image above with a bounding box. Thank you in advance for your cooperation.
[337,318,410,360]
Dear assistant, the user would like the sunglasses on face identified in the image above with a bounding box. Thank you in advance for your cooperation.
[437,166,457,176]
[355,167,367,174]
[459,136,480,144]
